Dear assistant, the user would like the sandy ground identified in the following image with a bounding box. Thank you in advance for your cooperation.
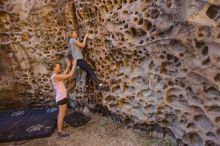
[2,113,173,146]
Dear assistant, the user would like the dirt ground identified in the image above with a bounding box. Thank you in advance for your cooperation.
[2,113,173,146]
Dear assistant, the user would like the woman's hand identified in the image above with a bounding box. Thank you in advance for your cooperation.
[66,58,72,67]
[72,60,77,69]
[85,33,93,39]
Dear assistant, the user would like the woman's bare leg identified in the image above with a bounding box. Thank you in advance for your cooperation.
[57,104,67,133]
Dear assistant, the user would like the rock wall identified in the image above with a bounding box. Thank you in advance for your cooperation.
[1,0,220,145]
[72,0,220,145]
[0,0,77,109]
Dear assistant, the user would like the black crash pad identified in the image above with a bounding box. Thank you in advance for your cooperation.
[64,112,91,128]
[0,107,58,143]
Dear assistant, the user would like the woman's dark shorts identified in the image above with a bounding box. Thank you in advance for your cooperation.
[57,98,68,105]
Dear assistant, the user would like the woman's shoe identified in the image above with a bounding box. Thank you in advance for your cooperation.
[58,131,70,137]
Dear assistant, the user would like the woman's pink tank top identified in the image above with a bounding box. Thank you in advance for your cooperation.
[51,74,67,102]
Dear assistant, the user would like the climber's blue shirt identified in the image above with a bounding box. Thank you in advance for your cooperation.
[69,38,84,60]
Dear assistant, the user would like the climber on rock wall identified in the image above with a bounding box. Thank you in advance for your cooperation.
[50,59,77,137]
[68,30,108,90]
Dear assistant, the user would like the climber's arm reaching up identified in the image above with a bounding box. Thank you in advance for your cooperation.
[74,34,89,49]
[55,60,77,81]
[62,59,72,75]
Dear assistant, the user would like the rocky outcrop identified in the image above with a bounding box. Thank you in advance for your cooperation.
[1,0,220,145]
[72,0,220,145]
[0,0,77,109]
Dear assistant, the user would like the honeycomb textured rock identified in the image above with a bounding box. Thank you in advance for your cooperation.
[0,0,76,108]
[72,0,220,145]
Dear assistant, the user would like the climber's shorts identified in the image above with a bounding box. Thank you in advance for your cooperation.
[57,98,68,105]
